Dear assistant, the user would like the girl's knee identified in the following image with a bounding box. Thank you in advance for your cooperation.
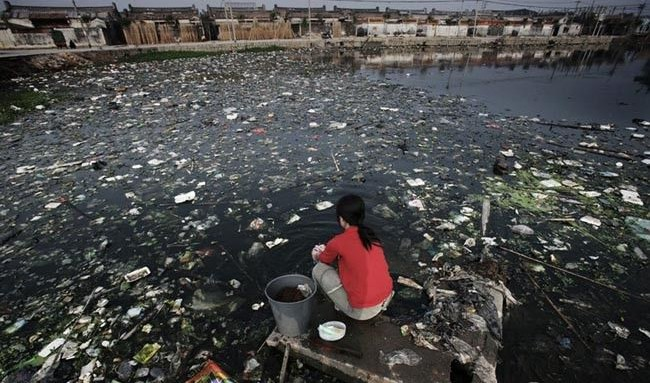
[312,262,329,282]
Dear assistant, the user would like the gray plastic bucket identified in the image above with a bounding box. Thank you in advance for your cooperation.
[264,274,317,337]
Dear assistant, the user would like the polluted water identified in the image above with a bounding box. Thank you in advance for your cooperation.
[0,46,648,383]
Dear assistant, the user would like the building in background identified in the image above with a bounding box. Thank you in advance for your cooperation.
[0,2,647,49]
[121,4,203,45]
[206,3,292,41]
[0,1,124,49]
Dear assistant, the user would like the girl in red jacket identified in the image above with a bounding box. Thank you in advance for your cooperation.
[311,194,394,320]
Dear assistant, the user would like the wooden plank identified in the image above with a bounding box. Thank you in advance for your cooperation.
[266,301,455,383]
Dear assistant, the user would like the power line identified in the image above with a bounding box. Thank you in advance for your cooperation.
[320,0,646,8]
[485,0,644,8]
[321,0,462,3]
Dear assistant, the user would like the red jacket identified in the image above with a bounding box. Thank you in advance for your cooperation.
[318,226,393,308]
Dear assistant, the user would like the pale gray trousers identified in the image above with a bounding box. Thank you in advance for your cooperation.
[312,262,393,321]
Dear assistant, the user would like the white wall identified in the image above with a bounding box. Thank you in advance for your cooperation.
[384,22,417,35]
[472,25,489,37]
[11,32,56,48]
[504,23,554,36]
[541,24,554,36]
[0,29,17,48]
[557,23,581,36]
[434,25,468,37]
[53,27,106,47]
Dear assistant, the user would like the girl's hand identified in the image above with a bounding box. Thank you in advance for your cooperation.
[311,244,325,261]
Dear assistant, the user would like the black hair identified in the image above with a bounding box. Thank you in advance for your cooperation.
[336,194,382,250]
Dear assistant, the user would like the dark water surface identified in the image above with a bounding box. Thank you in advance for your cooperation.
[0,46,648,382]
[354,46,650,383]
[359,47,650,126]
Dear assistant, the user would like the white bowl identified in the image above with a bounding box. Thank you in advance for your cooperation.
[318,321,346,341]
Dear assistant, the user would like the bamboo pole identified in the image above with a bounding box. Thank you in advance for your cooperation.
[499,246,648,302]
[522,268,591,349]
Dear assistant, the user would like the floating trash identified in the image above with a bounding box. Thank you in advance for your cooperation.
[315,201,334,211]
[406,178,426,187]
[133,343,161,364]
[124,267,151,282]
[265,238,288,249]
[174,191,196,204]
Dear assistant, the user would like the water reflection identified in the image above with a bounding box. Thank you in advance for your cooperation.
[339,47,645,81]
[332,47,650,125]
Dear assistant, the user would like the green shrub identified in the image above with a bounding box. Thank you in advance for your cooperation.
[0,90,51,125]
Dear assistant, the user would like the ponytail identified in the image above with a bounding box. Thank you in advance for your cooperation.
[336,194,382,250]
[358,223,382,251]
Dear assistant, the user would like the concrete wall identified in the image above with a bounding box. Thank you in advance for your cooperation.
[433,25,469,37]
[11,32,56,48]
[503,24,553,37]
[1,27,108,49]
[361,22,383,36]
[471,25,490,37]
[384,22,417,36]
[54,28,78,47]
[0,29,17,48]
[87,27,107,46]
[557,23,582,36]
[359,22,421,36]
[503,24,553,36]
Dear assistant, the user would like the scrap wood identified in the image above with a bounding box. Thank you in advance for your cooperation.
[119,302,165,341]
[573,147,634,161]
[308,335,363,359]
[330,151,340,172]
[256,326,276,354]
[545,140,635,161]
[481,198,490,236]
[543,218,576,223]
[532,120,611,131]
[499,246,648,303]
[522,267,591,350]
[279,344,291,383]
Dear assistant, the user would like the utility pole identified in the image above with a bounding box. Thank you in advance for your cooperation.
[229,5,236,42]
[473,0,478,37]
[308,0,312,39]
[635,1,646,35]
[592,5,607,36]
[570,1,580,24]
[638,1,647,18]
[223,1,236,43]
[458,0,464,37]
[71,0,92,48]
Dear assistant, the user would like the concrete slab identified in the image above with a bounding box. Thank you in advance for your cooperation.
[266,300,455,383]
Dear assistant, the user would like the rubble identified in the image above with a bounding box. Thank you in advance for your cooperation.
[379,348,422,368]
